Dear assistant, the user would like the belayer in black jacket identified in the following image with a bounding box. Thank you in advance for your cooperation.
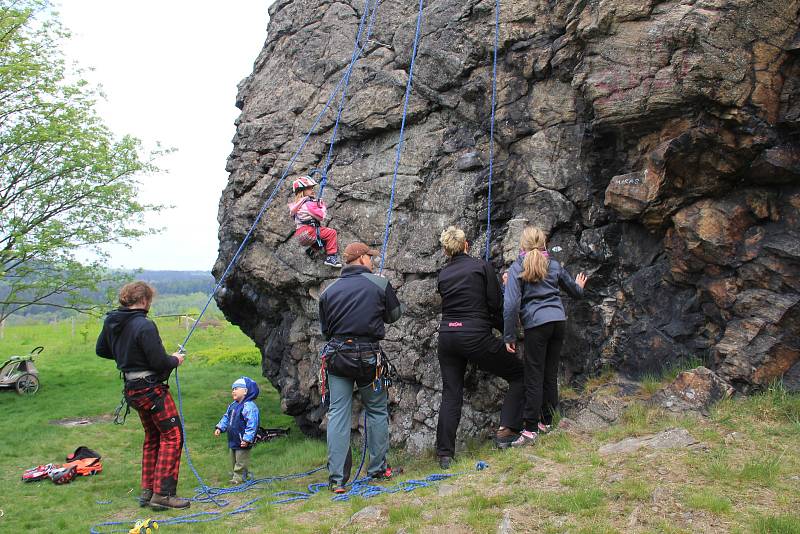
[96,281,190,510]
[435,227,524,468]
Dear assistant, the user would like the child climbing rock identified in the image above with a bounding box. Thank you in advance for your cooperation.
[214,377,260,485]
[288,175,342,267]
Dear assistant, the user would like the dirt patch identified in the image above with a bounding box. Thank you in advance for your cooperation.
[50,414,114,426]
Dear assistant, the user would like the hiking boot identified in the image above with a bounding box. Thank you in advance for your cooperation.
[139,489,153,507]
[329,483,347,494]
[511,430,538,447]
[438,456,452,470]
[494,428,520,450]
[371,465,402,481]
[149,493,191,510]
[324,254,342,267]
[537,422,552,434]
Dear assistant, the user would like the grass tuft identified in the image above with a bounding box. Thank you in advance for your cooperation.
[683,488,732,514]
[751,514,800,534]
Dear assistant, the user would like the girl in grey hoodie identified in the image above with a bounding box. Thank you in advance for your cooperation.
[503,227,587,446]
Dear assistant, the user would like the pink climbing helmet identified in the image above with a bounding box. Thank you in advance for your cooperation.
[292,176,317,194]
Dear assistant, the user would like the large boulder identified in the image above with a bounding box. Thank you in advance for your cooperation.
[216,0,800,449]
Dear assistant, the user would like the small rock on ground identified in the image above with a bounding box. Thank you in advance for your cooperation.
[598,428,698,455]
[347,505,387,526]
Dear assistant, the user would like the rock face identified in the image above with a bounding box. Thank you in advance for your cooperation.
[216,0,800,449]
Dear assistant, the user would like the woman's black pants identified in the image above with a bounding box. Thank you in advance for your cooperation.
[435,331,524,458]
[522,321,566,430]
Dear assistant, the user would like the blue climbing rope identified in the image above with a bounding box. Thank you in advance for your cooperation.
[92,6,381,524]
[269,460,489,504]
[90,498,260,534]
[318,0,382,199]
[485,0,499,261]
[378,0,426,274]
[166,4,388,504]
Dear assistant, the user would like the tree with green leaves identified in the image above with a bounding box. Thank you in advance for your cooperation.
[0,0,165,322]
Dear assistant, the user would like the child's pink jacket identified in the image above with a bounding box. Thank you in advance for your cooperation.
[288,197,327,227]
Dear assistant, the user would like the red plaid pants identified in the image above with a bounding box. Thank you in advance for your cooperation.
[125,384,183,496]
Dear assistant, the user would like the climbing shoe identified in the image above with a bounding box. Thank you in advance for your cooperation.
[329,483,347,494]
[537,422,553,434]
[139,489,153,507]
[371,465,402,481]
[494,428,520,450]
[511,430,538,447]
[149,493,191,510]
[438,456,452,470]
[324,254,342,267]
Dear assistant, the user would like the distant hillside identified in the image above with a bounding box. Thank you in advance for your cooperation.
[133,270,215,295]
[3,270,217,322]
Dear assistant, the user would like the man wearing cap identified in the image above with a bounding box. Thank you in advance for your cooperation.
[318,242,404,493]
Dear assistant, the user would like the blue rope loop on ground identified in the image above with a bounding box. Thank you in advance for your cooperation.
[378,0,425,275]
[318,0,382,199]
[485,0,499,261]
[89,498,261,534]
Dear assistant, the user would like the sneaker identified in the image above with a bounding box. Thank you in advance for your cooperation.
[537,422,552,434]
[494,428,520,450]
[329,483,347,494]
[511,430,538,447]
[371,465,402,481]
[438,456,452,470]
[149,493,191,510]
[324,254,342,267]
[139,489,153,507]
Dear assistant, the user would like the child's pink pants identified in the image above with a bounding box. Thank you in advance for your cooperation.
[295,225,338,255]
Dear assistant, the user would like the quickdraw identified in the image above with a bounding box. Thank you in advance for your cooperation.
[318,353,329,405]
[113,394,130,425]
[372,349,397,392]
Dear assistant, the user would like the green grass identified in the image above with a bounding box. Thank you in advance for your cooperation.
[751,514,800,534]
[3,320,800,533]
[0,318,325,533]
[611,478,652,501]
[683,488,732,514]
[541,488,606,514]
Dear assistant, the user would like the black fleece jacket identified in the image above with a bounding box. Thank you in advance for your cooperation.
[437,252,504,332]
[319,265,403,341]
[96,308,179,376]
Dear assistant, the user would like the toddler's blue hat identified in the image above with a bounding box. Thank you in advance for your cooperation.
[232,378,248,390]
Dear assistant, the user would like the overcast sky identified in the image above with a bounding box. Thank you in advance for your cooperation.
[58,1,274,271]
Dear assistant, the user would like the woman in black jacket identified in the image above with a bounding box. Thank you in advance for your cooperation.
[435,226,524,468]
[96,281,189,509]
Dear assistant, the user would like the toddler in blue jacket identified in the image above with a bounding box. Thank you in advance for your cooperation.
[214,377,260,484]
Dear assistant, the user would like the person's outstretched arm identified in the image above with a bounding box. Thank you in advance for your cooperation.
[383,282,404,324]
[139,322,182,370]
[558,265,587,298]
